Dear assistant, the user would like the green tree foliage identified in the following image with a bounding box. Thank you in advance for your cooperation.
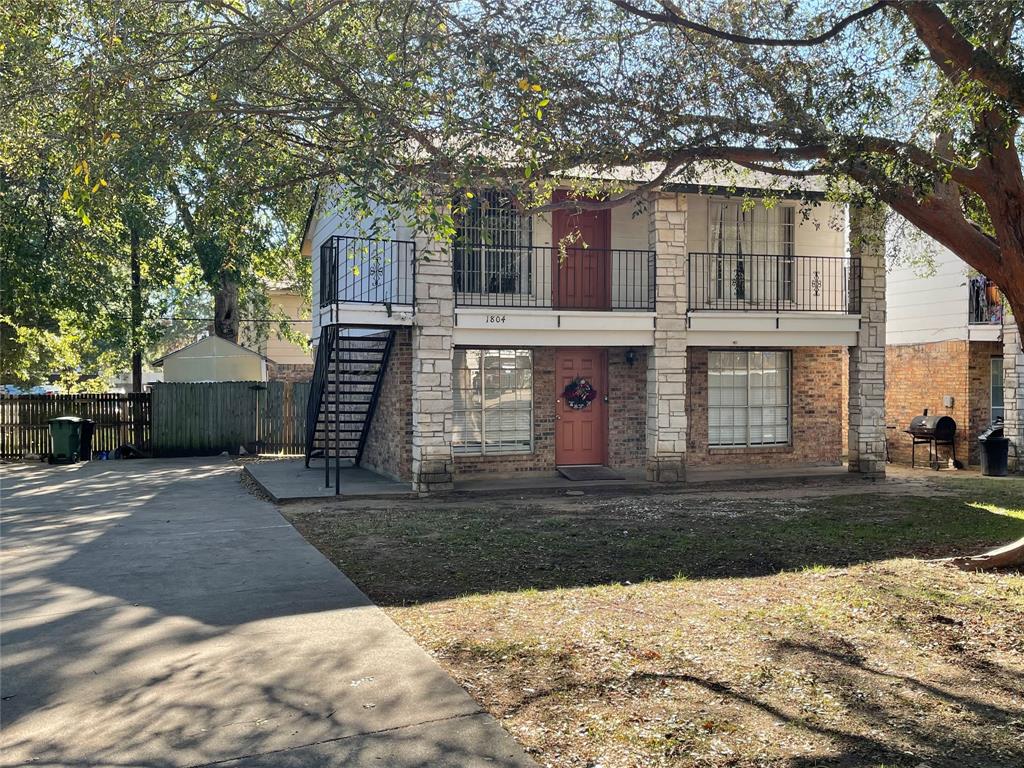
[1,0,310,389]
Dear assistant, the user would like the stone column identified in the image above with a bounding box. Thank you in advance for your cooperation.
[411,234,455,492]
[847,204,887,476]
[1003,314,1023,463]
[645,192,688,482]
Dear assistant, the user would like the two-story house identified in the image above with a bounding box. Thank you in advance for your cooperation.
[886,237,1021,466]
[303,179,887,492]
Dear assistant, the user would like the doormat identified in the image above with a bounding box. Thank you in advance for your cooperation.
[557,465,625,481]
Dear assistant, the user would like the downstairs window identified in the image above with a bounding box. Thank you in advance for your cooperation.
[452,349,533,454]
[708,350,791,447]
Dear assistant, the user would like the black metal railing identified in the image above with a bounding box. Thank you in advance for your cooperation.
[319,235,416,307]
[687,252,861,313]
[968,276,1004,325]
[453,243,655,310]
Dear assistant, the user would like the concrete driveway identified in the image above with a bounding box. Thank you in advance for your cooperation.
[0,458,534,767]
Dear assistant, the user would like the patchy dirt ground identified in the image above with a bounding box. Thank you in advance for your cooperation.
[282,471,1024,768]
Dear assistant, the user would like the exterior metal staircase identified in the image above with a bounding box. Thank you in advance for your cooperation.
[304,326,396,490]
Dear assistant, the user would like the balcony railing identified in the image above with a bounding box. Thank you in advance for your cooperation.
[687,252,861,314]
[453,243,655,311]
[319,235,415,307]
[968,276,1003,325]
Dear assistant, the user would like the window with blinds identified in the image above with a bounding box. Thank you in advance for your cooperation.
[452,349,533,454]
[708,350,791,447]
[453,190,532,294]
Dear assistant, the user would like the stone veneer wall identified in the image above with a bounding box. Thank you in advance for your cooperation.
[411,235,455,491]
[453,347,648,475]
[686,346,844,467]
[645,192,688,481]
[361,328,413,481]
[847,204,887,476]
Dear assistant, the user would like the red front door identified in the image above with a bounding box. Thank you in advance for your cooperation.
[552,190,611,310]
[555,348,608,466]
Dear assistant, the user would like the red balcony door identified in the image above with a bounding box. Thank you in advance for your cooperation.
[552,190,611,310]
[555,348,608,466]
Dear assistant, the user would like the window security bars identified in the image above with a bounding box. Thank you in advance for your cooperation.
[688,253,861,313]
[318,236,416,307]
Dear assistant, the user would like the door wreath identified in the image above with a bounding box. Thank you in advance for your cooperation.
[563,376,598,410]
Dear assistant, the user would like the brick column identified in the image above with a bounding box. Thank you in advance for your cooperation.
[1003,315,1023,462]
[411,235,455,491]
[645,192,688,482]
[847,204,887,476]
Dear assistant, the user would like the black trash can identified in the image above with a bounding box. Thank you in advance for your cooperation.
[979,424,1009,477]
[79,419,95,460]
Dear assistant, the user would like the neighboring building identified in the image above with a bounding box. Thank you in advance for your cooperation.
[109,370,164,393]
[153,335,270,383]
[240,285,314,383]
[885,239,1019,465]
[304,181,887,491]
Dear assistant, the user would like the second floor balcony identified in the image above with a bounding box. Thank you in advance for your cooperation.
[453,243,655,311]
[687,252,862,314]
[968,275,1003,325]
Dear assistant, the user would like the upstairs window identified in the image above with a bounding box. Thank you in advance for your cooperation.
[453,190,532,294]
[708,201,795,303]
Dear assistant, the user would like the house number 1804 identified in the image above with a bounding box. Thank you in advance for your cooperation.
[486,315,507,324]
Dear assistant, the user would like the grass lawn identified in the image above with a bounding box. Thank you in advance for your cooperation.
[284,473,1024,768]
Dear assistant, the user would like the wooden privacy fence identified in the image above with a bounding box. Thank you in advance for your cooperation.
[0,393,150,459]
[151,381,310,456]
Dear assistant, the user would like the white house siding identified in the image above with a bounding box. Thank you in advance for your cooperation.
[885,240,969,345]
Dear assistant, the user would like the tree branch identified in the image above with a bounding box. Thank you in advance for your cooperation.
[896,1,1024,111]
[610,0,890,46]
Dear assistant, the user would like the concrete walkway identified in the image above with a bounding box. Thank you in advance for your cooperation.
[0,458,535,767]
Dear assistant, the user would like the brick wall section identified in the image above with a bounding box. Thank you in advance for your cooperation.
[453,347,648,475]
[361,328,413,481]
[885,341,969,466]
[267,362,314,383]
[969,340,1003,463]
[686,346,844,467]
[884,339,1000,466]
[608,348,648,469]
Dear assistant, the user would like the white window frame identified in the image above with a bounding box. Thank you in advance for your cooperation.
[708,350,792,448]
[452,348,534,455]
[992,356,1005,423]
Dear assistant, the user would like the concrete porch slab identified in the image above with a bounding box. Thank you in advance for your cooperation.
[244,459,414,502]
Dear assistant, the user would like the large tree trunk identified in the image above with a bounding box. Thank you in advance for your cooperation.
[214,272,239,344]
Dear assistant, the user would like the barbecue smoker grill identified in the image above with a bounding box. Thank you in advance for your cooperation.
[905,409,958,469]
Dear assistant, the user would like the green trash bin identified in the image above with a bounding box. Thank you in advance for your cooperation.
[48,416,84,464]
